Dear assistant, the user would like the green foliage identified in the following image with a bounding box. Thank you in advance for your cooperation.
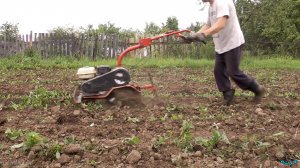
[175,120,194,151]
[236,0,300,57]
[144,22,162,35]
[171,114,184,121]
[195,130,229,151]
[45,143,62,160]
[24,132,41,149]
[199,43,215,59]
[0,22,19,40]
[166,103,183,113]
[187,22,205,32]
[64,135,76,145]
[48,22,138,42]
[124,135,140,146]
[24,47,39,58]
[164,17,179,31]
[291,0,300,32]
[153,134,169,149]
[96,22,120,35]
[48,26,81,39]
[19,87,63,109]
[5,128,22,140]
[127,117,140,123]
[1,55,300,70]
[88,160,98,167]
[198,105,208,119]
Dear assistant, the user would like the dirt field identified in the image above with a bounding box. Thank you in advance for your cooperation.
[0,67,299,168]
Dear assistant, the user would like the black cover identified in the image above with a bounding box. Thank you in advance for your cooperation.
[81,67,130,94]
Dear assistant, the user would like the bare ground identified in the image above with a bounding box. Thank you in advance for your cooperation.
[0,67,299,168]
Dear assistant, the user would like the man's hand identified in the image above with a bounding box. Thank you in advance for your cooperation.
[182,31,206,44]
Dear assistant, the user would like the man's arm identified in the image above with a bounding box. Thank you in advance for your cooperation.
[199,16,228,37]
[198,24,210,33]
[183,16,228,43]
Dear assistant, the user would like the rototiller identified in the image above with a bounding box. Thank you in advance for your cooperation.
[73,30,191,104]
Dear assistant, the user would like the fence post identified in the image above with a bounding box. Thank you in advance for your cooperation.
[113,35,118,58]
[69,35,74,56]
[104,34,108,58]
[26,34,29,50]
[34,33,37,49]
[85,34,89,57]
[21,35,25,54]
[108,35,113,58]
[99,34,104,58]
[29,31,33,50]
[41,33,45,57]
[45,33,49,58]
[49,33,53,56]
[38,33,41,55]
[93,34,99,60]
[64,37,67,56]
[15,35,19,55]
[79,34,84,57]
[89,35,94,58]
[52,33,56,56]
[4,34,7,56]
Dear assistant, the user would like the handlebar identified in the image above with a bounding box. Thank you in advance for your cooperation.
[116,29,191,67]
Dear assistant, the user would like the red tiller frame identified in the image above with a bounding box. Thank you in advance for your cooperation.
[116,30,191,67]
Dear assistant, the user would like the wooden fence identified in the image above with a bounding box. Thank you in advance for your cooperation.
[0,32,203,59]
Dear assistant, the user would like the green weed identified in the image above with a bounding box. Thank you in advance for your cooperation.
[160,113,168,122]
[45,143,62,160]
[0,144,3,151]
[127,117,140,123]
[124,135,140,146]
[148,115,157,122]
[198,105,208,119]
[166,103,183,113]
[5,128,22,140]
[19,87,65,109]
[64,135,76,145]
[175,120,194,151]
[153,134,169,149]
[24,132,41,149]
[171,114,184,121]
[88,160,98,167]
[103,115,114,121]
[195,130,229,151]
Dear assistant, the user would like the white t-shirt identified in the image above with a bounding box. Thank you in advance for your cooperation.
[207,0,245,54]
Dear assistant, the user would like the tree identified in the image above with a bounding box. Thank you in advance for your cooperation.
[235,0,300,56]
[144,22,162,35]
[0,22,19,40]
[96,22,121,35]
[48,25,82,40]
[187,22,205,32]
[290,0,300,32]
[164,17,179,31]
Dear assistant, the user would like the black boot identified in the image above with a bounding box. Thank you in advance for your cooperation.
[248,81,265,102]
[223,89,235,106]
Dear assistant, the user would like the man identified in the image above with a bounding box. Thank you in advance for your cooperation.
[184,0,264,105]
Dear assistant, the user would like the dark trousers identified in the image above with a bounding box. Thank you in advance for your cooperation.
[214,45,254,92]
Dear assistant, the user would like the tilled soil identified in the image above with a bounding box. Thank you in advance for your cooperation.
[0,67,299,168]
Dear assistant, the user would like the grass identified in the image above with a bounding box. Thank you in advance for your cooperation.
[10,86,69,110]
[241,56,300,70]
[0,54,299,70]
